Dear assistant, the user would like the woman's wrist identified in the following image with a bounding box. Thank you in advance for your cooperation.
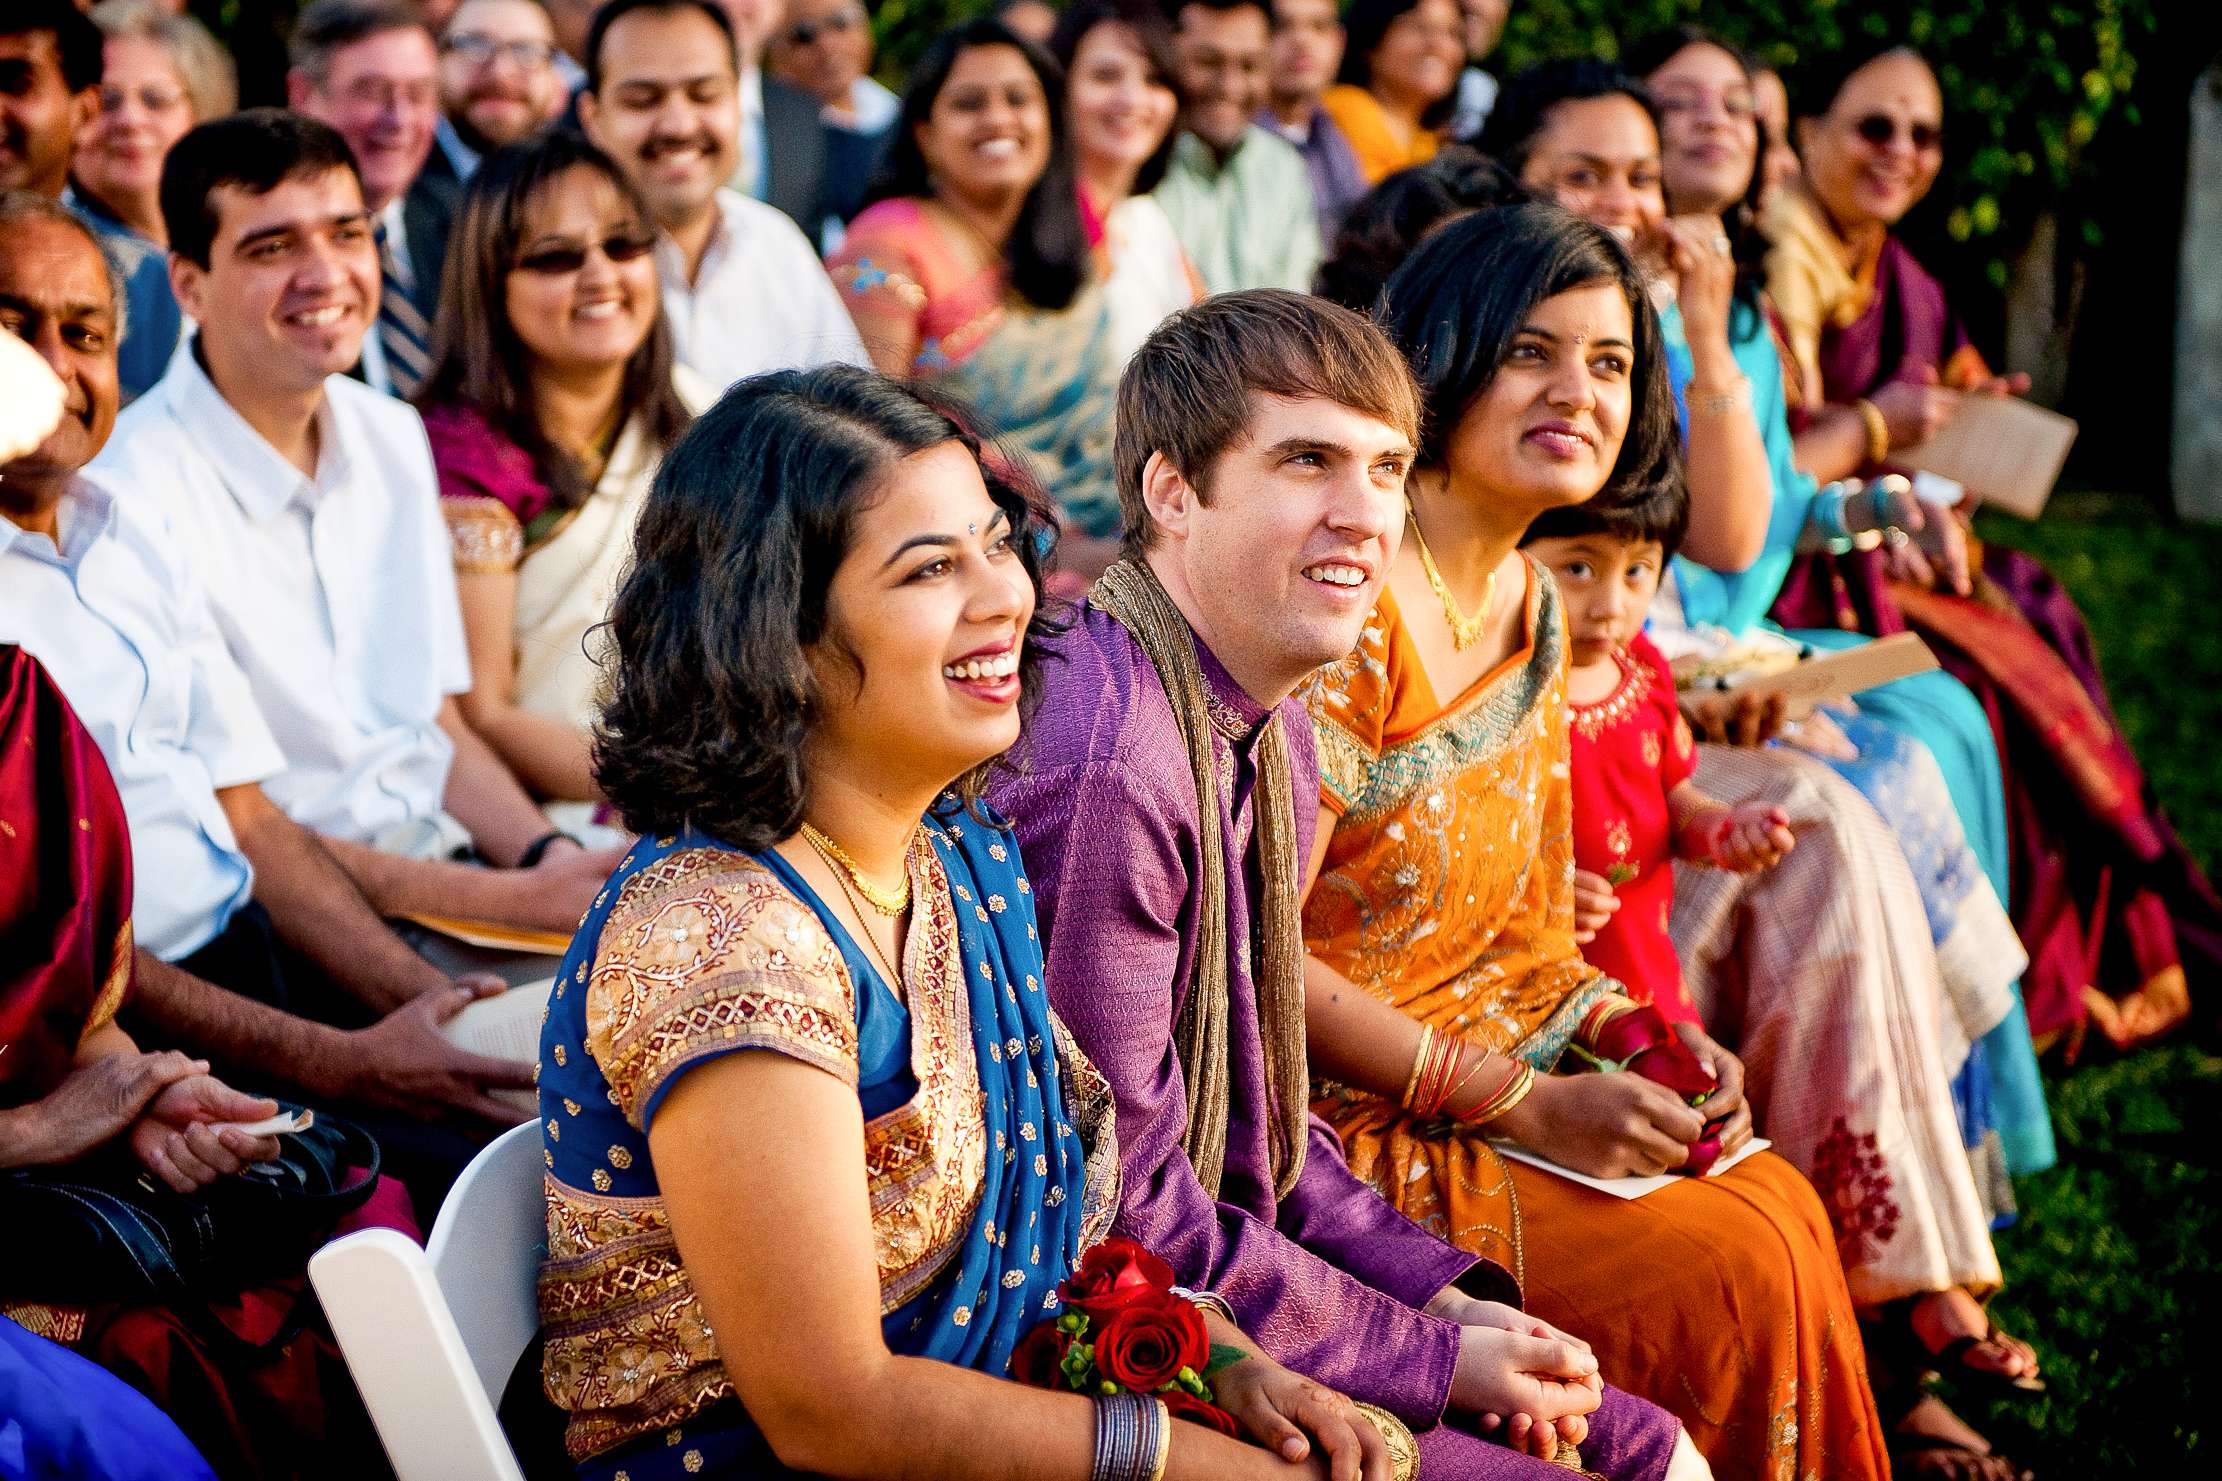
[1090,1390,1170,1481]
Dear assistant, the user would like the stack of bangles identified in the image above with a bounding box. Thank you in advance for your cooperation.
[1576,996,1640,1047]
[1401,1023,1536,1125]
[1090,1390,1170,1481]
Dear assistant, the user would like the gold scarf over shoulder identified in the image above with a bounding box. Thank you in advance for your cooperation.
[1092,559,1308,1202]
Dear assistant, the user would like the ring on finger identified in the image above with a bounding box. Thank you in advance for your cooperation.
[1883,526,1911,547]
[1708,234,1731,256]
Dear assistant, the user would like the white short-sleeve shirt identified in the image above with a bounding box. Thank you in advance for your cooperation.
[657,187,872,393]
[85,344,472,845]
[0,480,282,959]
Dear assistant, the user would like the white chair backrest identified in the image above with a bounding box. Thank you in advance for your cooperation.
[308,1120,545,1481]
[427,1119,548,1404]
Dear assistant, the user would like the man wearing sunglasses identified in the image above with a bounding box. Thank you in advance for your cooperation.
[579,0,866,390]
[428,0,568,188]
[765,0,895,245]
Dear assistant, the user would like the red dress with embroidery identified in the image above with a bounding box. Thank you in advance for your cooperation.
[1567,633,1701,1025]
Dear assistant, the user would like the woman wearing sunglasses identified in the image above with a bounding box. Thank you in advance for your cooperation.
[417,130,705,836]
[1767,45,2222,1059]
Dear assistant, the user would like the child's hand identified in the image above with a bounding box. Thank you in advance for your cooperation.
[1709,804,1795,872]
[1572,870,1621,944]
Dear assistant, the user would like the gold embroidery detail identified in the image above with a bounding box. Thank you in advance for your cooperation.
[442,495,525,573]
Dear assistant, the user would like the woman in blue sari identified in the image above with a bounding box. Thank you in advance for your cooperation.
[537,366,1410,1481]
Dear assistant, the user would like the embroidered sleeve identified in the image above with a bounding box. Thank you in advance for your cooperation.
[442,495,524,574]
[584,849,859,1131]
[1301,604,1393,815]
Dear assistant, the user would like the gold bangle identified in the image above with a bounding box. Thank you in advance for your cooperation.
[1460,1062,1536,1126]
[1687,376,1751,419]
[1400,1023,1435,1111]
[1853,397,1890,462]
[1146,1396,1171,1481]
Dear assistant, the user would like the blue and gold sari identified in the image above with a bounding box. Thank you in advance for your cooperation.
[538,800,1120,1479]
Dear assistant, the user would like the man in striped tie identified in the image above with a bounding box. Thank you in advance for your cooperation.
[288,0,448,398]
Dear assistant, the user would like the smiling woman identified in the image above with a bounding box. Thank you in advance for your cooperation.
[413,128,702,832]
[542,364,1388,1481]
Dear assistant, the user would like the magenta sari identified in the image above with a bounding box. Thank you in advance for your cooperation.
[1770,236,2222,1050]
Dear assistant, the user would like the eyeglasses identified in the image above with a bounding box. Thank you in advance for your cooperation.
[1851,112,1943,152]
[779,5,868,48]
[444,34,559,70]
[513,232,657,275]
[97,83,188,115]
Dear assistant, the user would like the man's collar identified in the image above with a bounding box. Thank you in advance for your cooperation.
[0,475,116,567]
[1195,635,1272,741]
[434,115,483,180]
[171,340,346,520]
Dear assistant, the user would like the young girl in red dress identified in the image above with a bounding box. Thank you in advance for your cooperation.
[1523,483,1795,1025]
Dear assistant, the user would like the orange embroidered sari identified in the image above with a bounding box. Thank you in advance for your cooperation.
[1301,569,1887,1481]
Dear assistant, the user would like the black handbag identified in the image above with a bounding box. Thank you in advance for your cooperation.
[0,1101,382,1310]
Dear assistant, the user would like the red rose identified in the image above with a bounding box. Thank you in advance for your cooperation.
[1094,1294,1208,1392]
[1008,1319,1072,1389]
[1162,1391,1242,1436]
[1679,1134,1724,1178]
[1058,1238,1177,1323]
[1629,1036,1719,1104]
[1586,1003,1676,1065]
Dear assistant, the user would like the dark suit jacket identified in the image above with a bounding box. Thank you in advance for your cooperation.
[761,74,829,238]
[401,161,462,319]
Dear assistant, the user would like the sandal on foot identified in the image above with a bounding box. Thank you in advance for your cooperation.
[1876,1296,2047,1396]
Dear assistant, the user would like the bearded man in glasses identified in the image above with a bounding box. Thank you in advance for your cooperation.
[430,0,570,187]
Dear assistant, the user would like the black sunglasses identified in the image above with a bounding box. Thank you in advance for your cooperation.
[1852,113,1943,152]
[781,5,867,48]
[513,232,657,275]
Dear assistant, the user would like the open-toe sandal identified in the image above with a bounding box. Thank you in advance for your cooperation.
[1890,1431,2036,1481]
[1876,1297,2047,1397]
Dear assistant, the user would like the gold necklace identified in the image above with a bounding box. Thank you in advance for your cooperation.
[1406,498,1497,650]
[800,822,912,916]
[823,857,907,996]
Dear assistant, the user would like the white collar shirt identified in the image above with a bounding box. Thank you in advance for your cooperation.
[655,187,871,392]
[0,478,282,959]
[83,343,472,845]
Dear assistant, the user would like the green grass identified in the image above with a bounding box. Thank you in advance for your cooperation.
[1928,494,2222,1467]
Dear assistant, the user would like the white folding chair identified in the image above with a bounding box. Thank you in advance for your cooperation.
[308,1119,546,1481]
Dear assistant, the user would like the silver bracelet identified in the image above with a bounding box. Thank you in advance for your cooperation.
[1171,1284,1236,1325]
[1090,1392,1167,1481]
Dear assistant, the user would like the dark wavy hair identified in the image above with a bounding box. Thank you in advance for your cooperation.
[1623,25,1768,327]
[1375,200,1681,508]
[1047,0,1184,198]
[1474,58,1659,179]
[1337,0,1460,133]
[1313,145,1527,311]
[864,18,1089,312]
[414,130,692,514]
[594,366,1060,847]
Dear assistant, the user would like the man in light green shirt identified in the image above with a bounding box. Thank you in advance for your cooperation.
[1156,0,1324,293]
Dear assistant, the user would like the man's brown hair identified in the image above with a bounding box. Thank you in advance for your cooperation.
[1113,289,1420,560]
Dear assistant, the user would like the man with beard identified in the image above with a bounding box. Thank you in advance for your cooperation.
[579,0,864,389]
[426,0,567,189]
[1154,0,1323,293]
[287,0,449,398]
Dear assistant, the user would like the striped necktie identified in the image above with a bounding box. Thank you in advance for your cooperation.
[374,221,433,398]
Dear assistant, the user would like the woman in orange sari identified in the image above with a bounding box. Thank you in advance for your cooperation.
[1299,204,1887,1481]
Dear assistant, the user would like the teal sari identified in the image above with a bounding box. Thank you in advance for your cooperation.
[1660,301,2055,1180]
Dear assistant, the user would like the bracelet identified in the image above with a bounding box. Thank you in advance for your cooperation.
[1172,1285,1236,1325]
[1404,1026,1466,1119]
[1399,1023,1435,1110]
[1686,376,1751,419]
[1456,1061,1536,1126]
[1811,480,1856,541]
[1439,1044,1494,1116]
[515,829,579,869]
[1576,995,1640,1049]
[1090,1392,1168,1481]
[1852,397,1890,463]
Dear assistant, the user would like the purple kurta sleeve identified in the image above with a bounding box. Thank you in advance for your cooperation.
[1001,753,1467,1427]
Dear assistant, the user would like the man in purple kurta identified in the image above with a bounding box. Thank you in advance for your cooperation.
[991,292,1690,1480]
